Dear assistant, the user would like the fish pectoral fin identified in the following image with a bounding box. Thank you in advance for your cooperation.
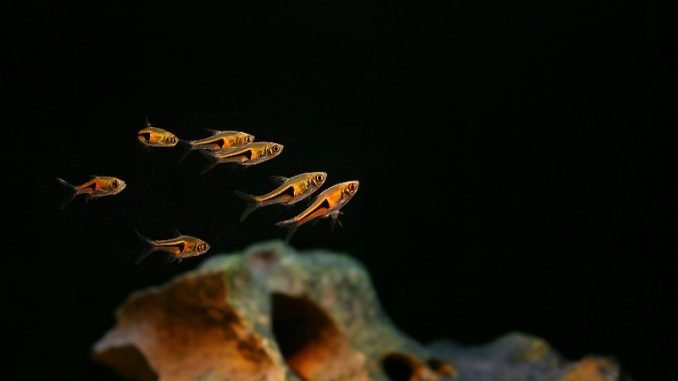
[269,176,289,185]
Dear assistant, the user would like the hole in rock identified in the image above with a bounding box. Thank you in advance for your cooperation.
[271,293,345,380]
[96,345,158,381]
[427,357,454,376]
[382,353,416,381]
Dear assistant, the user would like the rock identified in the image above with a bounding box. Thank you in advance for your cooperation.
[93,241,626,381]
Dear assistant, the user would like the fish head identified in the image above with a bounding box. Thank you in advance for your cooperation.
[237,132,255,146]
[194,240,210,255]
[106,177,127,194]
[266,143,284,157]
[340,180,360,201]
[310,172,328,188]
[162,132,179,147]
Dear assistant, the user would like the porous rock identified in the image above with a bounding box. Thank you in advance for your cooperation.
[93,241,625,381]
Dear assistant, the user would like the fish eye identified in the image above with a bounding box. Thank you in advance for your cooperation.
[273,145,280,152]
[245,136,252,143]
[316,174,324,182]
[348,183,356,192]
[170,137,177,143]
[112,180,119,188]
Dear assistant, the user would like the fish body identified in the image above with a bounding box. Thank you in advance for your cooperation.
[57,176,126,208]
[137,119,179,147]
[275,180,359,241]
[201,142,284,174]
[179,130,254,162]
[234,172,327,221]
[135,231,210,264]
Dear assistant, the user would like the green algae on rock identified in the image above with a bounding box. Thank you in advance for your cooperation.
[93,241,625,381]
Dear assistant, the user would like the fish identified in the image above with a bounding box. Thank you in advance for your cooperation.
[134,230,210,265]
[275,180,359,241]
[56,176,127,209]
[233,172,328,221]
[137,119,180,147]
[178,130,255,163]
[200,141,284,174]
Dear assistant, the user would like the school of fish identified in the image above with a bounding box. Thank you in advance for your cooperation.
[58,118,359,264]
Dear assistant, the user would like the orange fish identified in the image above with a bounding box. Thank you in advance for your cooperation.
[134,230,210,265]
[179,130,254,163]
[137,119,179,147]
[200,141,284,174]
[275,180,359,241]
[234,172,327,221]
[57,176,126,209]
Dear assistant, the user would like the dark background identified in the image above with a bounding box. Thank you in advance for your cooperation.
[6,0,673,380]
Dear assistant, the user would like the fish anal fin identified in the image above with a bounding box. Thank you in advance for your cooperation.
[330,210,343,231]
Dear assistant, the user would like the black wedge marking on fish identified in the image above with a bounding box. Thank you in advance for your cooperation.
[215,138,225,148]
[138,132,151,141]
[305,199,331,218]
[168,241,186,253]
[241,149,253,160]
[84,182,98,191]
[282,186,297,198]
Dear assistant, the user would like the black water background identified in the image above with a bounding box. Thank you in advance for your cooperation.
[6,1,673,379]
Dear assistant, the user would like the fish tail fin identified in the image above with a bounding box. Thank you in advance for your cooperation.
[56,177,77,209]
[177,140,194,164]
[134,230,156,265]
[233,190,260,221]
[199,153,218,175]
[275,219,299,243]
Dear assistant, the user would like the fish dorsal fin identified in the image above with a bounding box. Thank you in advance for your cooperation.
[89,175,99,179]
[205,128,223,135]
[171,228,182,237]
[270,176,289,185]
[144,117,151,127]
